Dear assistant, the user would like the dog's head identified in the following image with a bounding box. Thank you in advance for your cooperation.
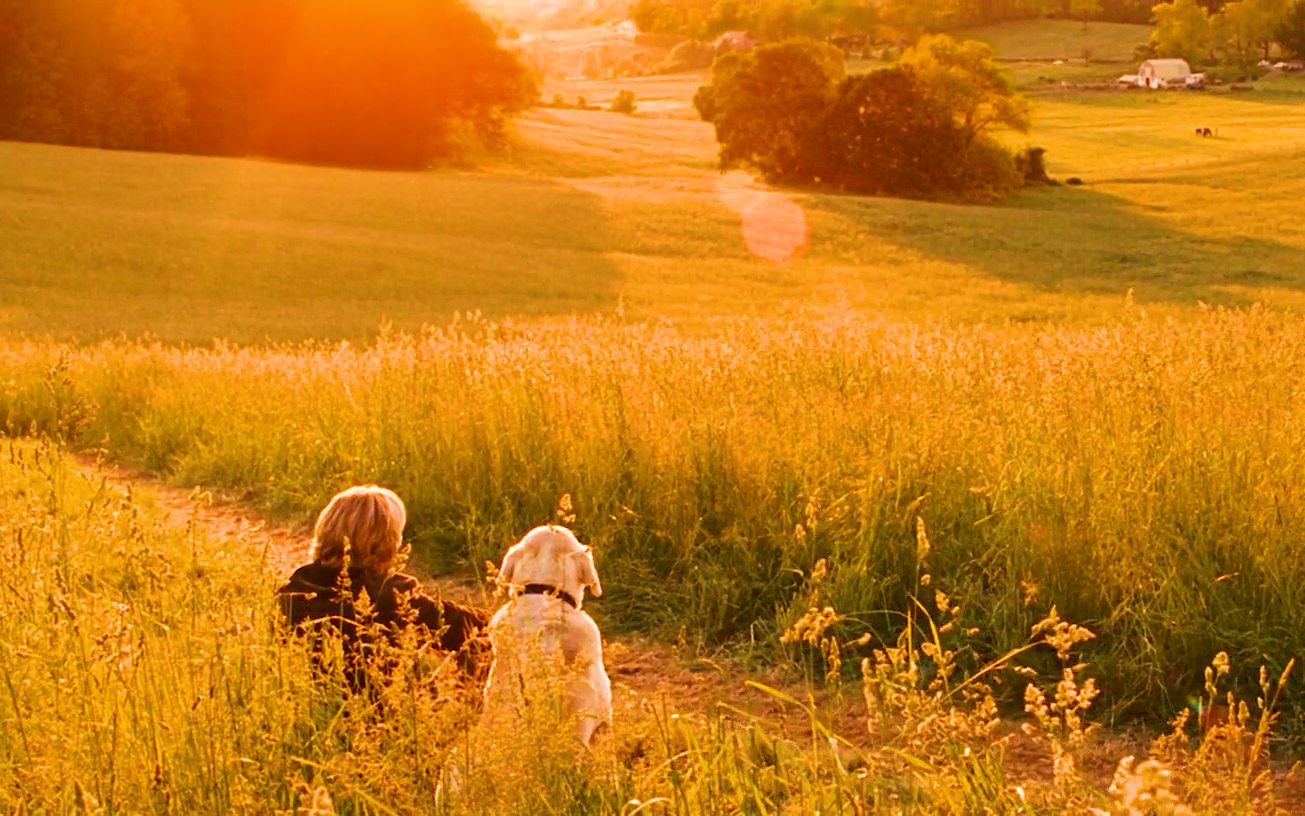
[497,525,602,606]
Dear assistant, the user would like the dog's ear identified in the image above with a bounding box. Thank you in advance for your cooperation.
[574,546,602,598]
[497,544,521,589]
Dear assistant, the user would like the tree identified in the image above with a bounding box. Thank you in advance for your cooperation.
[1279,0,1305,56]
[693,39,846,182]
[750,0,843,39]
[0,0,190,150]
[252,0,534,167]
[93,0,193,150]
[827,0,879,35]
[0,0,69,142]
[1211,0,1288,71]
[1251,0,1291,58]
[1103,0,1158,21]
[1150,0,1213,63]
[1214,1,1262,70]
[178,0,297,154]
[1070,0,1106,28]
[696,0,877,40]
[1026,0,1060,18]
[694,35,1031,200]
[0,3,18,91]
[0,0,532,165]
[630,0,713,35]
[898,34,1030,150]
[879,0,952,39]
[808,66,970,195]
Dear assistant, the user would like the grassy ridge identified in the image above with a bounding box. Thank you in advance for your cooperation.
[6,309,1305,723]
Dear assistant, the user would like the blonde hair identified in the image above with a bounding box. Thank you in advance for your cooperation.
[311,485,407,572]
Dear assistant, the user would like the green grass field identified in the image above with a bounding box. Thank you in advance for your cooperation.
[4,71,1305,343]
[958,19,1151,62]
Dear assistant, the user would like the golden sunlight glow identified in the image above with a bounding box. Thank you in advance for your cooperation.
[471,0,571,22]
[715,171,809,264]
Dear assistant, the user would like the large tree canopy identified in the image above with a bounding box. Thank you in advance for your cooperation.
[0,0,191,151]
[1148,0,1298,66]
[693,40,846,181]
[0,0,535,167]
[695,36,1030,200]
[808,67,970,195]
[1213,0,1289,70]
[1149,0,1214,62]
[1281,0,1305,56]
[899,35,1030,149]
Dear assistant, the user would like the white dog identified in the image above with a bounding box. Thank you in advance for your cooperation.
[484,525,612,745]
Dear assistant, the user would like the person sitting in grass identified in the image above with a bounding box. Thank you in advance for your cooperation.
[277,485,490,692]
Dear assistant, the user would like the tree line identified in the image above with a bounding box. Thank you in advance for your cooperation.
[694,36,1037,201]
[0,0,535,167]
[1148,0,1305,70]
[632,0,1160,38]
[632,0,1305,41]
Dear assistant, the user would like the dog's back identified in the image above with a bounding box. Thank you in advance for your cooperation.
[484,526,612,744]
[486,594,611,744]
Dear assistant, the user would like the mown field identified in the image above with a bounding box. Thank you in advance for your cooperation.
[5,23,1305,811]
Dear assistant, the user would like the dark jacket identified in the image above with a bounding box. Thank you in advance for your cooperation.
[276,563,491,690]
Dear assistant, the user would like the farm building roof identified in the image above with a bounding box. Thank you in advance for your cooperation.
[1140,59,1192,79]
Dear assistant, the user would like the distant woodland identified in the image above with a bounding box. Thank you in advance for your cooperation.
[0,0,534,167]
[631,0,1255,38]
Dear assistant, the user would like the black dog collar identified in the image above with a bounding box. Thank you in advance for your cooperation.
[522,583,578,609]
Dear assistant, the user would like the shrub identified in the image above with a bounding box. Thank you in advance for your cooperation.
[610,89,638,114]
[657,38,716,72]
[959,136,1024,199]
[1015,145,1055,186]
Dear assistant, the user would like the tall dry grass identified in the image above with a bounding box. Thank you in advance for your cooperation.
[0,440,638,813]
[3,308,1305,722]
[1,442,1294,813]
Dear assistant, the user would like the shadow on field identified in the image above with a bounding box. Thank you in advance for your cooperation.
[804,183,1305,308]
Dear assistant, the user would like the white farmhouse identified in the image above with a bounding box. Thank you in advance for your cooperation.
[1136,59,1193,89]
